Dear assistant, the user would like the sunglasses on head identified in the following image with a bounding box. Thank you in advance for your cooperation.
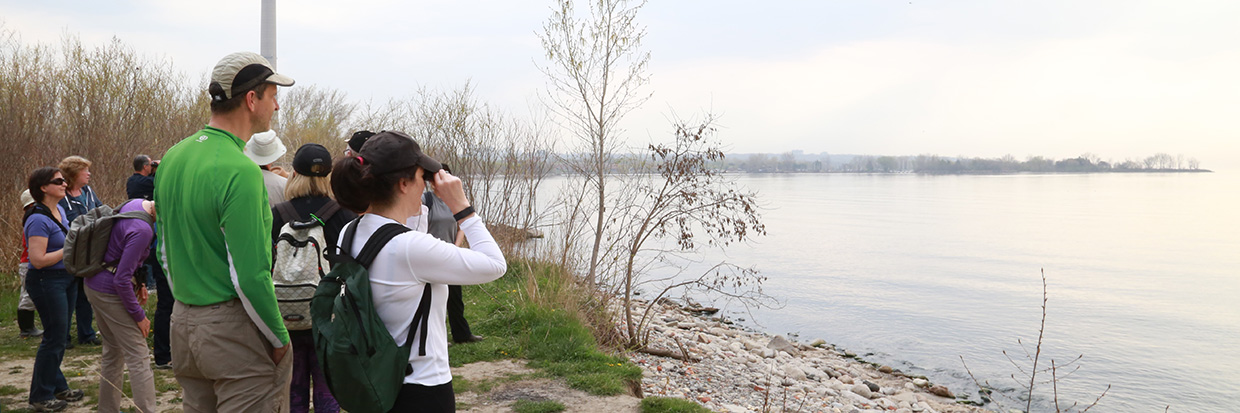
[47,178,66,185]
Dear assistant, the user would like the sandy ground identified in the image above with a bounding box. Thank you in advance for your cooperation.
[0,354,183,412]
[454,359,642,413]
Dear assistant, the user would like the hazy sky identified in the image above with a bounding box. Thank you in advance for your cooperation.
[3,0,1238,170]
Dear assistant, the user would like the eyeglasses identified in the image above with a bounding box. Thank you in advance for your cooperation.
[47,178,66,185]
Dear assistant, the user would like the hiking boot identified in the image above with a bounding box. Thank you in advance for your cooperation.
[55,388,84,402]
[154,362,172,370]
[17,310,42,338]
[80,336,102,346]
[454,335,485,344]
[29,398,68,412]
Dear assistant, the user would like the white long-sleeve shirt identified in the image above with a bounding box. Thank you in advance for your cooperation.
[341,211,506,386]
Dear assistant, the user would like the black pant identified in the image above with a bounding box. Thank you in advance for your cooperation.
[447,285,473,342]
[67,277,96,343]
[149,256,173,365]
[388,382,454,413]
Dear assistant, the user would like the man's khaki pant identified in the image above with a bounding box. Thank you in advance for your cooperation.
[172,299,292,412]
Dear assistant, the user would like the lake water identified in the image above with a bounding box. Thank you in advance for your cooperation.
[536,172,1239,412]
[690,172,1239,412]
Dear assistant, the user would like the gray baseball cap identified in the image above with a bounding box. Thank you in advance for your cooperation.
[208,52,294,102]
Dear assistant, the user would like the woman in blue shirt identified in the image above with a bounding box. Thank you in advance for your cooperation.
[23,166,85,412]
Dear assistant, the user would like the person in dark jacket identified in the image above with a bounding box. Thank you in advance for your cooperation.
[126,155,155,200]
[127,154,170,366]
[271,143,356,413]
[56,156,100,348]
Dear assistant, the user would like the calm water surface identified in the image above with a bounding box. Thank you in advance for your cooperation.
[694,173,1240,412]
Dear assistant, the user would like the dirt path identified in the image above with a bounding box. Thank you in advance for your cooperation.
[0,353,635,413]
[454,360,642,413]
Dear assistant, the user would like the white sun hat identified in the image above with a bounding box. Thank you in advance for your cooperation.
[244,130,287,166]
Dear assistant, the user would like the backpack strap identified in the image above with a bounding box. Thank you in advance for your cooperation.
[312,200,341,224]
[24,203,68,234]
[354,222,411,269]
[406,284,434,357]
[274,201,299,225]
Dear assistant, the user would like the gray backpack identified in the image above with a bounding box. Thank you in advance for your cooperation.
[64,203,153,278]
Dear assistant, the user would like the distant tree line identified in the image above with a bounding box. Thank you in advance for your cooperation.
[718,151,1207,174]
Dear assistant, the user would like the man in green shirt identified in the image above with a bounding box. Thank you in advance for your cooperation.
[155,51,295,412]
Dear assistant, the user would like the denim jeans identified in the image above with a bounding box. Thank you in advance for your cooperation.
[25,268,75,403]
[149,258,173,366]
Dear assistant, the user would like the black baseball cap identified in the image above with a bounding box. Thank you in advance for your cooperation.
[348,130,375,153]
[292,143,333,177]
[358,131,442,176]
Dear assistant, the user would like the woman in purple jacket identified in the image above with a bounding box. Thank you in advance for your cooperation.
[83,198,156,413]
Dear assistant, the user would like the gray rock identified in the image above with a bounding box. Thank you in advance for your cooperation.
[768,335,800,356]
[721,404,747,413]
[810,338,827,347]
[851,383,873,398]
[863,379,880,393]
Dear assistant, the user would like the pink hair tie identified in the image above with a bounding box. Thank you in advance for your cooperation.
[356,156,364,165]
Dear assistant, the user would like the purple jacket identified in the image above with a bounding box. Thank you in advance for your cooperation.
[85,199,152,322]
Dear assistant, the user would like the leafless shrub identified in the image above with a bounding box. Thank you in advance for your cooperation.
[0,28,207,273]
[271,85,356,156]
[352,84,557,254]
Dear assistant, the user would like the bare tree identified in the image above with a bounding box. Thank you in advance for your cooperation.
[270,85,356,155]
[617,116,767,347]
[538,0,652,287]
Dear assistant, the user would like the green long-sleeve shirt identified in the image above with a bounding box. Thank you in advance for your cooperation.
[155,126,289,347]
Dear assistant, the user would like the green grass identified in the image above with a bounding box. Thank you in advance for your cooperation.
[513,399,567,413]
[448,260,641,396]
[640,396,712,413]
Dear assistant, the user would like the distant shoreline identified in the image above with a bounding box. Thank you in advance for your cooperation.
[726,169,1213,175]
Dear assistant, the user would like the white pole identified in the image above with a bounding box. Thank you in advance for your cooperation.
[261,0,277,69]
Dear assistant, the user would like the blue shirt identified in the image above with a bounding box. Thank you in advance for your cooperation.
[24,204,69,270]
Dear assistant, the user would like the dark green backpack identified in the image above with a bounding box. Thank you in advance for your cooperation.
[311,218,433,413]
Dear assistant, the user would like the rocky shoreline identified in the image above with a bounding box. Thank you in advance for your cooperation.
[625,299,990,413]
